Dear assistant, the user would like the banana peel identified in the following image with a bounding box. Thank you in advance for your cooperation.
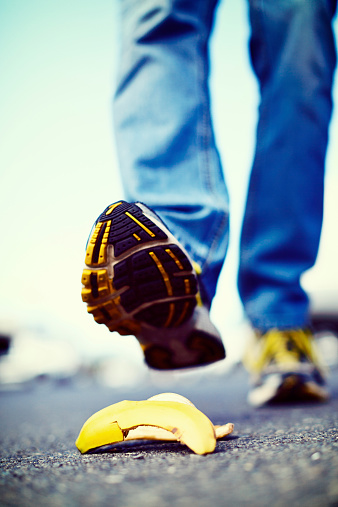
[76,393,234,455]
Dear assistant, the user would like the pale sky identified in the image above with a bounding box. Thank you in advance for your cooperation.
[0,0,337,365]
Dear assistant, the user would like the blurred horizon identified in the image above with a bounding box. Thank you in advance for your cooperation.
[0,0,337,381]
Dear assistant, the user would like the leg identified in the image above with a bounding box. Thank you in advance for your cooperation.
[81,0,227,369]
[113,0,229,305]
[239,0,337,331]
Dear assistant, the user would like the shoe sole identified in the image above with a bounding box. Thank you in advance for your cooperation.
[248,372,329,407]
[270,373,328,404]
[81,201,225,369]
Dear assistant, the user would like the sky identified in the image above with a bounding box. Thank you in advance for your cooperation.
[0,0,337,368]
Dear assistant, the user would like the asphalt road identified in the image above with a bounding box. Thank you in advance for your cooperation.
[0,365,338,507]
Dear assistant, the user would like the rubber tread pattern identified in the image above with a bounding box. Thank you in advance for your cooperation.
[95,202,168,259]
[83,201,198,329]
[134,301,195,328]
[114,245,197,327]
[114,245,197,309]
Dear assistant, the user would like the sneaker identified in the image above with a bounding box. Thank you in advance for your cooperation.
[243,328,328,407]
[81,200,225,370]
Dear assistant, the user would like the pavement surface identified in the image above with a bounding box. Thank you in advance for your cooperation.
[0,365,338,507]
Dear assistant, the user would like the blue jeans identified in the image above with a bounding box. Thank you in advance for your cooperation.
[113,0,337,332]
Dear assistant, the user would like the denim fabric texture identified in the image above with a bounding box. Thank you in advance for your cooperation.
[113,0,337,331]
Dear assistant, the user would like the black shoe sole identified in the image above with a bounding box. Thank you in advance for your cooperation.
[249,371,328,407]
[82,201,198,333]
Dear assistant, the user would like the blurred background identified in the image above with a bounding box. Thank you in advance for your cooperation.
[0,0,337,389]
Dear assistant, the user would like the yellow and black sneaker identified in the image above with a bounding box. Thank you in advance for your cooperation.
[81,200,225,370]
[243,328,329,407]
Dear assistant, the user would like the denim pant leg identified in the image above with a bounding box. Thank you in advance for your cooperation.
[113,0,229,306]
[238,0,337,332]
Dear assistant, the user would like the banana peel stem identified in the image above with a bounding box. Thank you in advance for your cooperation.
[214,423,234,439]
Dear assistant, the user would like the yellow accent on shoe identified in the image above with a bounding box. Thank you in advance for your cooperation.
[192,261,202,276]
[90,222,103,241]
[125,211,156,237]
[113,320,141,336]
[81,269,112,303]
[95,270,111,297]
[165,248,184,270]
[148,251,173,296]
[195,291,203,307]
[87,298,121,324]
[85,222,106,266]
[190,261,203,306]
[164,303,175,327]
[133,233,141,241]
[102,220,111,242]
[243,328,324,375]
[85,243,96,266]
[81,270,92,302]
[97,244,107,264]
[175,301,190,327]
[85,220,112,266]
[105,202,123,215]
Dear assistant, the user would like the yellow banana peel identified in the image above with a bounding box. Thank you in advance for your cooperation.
[76,393,234,455]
